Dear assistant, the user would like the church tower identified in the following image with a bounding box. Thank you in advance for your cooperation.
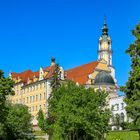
[98,18,112,66]
[98,18,116,82]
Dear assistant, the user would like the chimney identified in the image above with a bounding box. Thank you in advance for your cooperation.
[51,57,55,66]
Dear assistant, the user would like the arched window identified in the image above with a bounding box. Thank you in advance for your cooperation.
[36,95,38,101]
[44,92,45,100]
[120,113,124,123]
[115,113,120,126]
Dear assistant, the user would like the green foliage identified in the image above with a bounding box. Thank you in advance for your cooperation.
[0,70,34,140]
[48,81,111,140]
[0,70,14,122]
[121,22,140,137]
[46,63,62,136]
[4,103,34,140]
[50,64,61,90]
[37,109,47,132]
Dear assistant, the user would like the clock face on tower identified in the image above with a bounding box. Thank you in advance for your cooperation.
[101,41,109,50]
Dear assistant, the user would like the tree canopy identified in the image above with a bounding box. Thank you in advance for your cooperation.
[48,81,110,140]
[121,22,140,138]
[4,103,34,140]
[0,70,34,140]
[37,109,46,132]
[0,70,14,123]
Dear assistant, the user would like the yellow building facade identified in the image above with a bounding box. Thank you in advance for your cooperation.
[9,59,64,126]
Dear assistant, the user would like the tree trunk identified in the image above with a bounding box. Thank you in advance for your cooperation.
[138,130,140,140]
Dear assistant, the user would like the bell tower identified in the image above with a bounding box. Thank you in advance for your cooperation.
[98,18,112,66]
[98,18,116,82]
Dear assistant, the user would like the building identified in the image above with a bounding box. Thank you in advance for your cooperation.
[66,19,118,99]
[9,58,65,126]
[9,19,127,128]
[109,96,127,130]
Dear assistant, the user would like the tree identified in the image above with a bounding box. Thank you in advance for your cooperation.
[50,63,61,90]
[48,82,110,140]
[4,103,34,140]
[0,70,34,140]
[37,109,46,132]
[121,22,140,139]
[0,70,14,138]
[0,70,14,123]
[46,63,61,136]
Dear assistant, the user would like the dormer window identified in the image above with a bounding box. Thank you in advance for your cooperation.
[39,68,44,80]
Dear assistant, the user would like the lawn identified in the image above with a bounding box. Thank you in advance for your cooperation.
[34,130,139,140]
[107,131,139,140]
[34,131,46,140]
[34,130,46,136]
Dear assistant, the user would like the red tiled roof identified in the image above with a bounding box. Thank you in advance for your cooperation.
[45,65,55,79]
[66,61,98,85]
[11,65,55,84]
[11,70,39,83]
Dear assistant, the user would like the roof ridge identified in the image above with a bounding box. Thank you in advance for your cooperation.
[66,61,98,71]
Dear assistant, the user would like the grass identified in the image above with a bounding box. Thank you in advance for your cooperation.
[107,131,139,140]
[34,130,139,140]
[34,130,46,136]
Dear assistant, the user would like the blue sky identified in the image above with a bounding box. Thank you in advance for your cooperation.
[0,0,140,87]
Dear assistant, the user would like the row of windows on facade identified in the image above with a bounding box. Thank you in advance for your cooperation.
[29,104,46,112]
[111,112,125,125]
[111,103,124,111]
[14,82,46,94]
[13,92,46,104]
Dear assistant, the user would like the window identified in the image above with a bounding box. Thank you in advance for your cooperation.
[30,96,32,103]
[36,106,38,111]
[111,105,114,111]
[114,113,120,126]
[40,83,42,88]
[27,97,28,103]
[117,104,119,110]
[33,96,35,102]
[36,84,38,90]
[40,94,42,100]
[36,95,38,101]
[44,92,45,100]
[120,113,124,123]
[121,103,124,110]
[91,79,94,84]
[23,98,25,104]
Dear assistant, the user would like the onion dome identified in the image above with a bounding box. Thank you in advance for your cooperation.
[94,71,115,85]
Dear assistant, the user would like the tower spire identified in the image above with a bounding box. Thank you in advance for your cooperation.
[102,16,108,36]
[104,15,106,24]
